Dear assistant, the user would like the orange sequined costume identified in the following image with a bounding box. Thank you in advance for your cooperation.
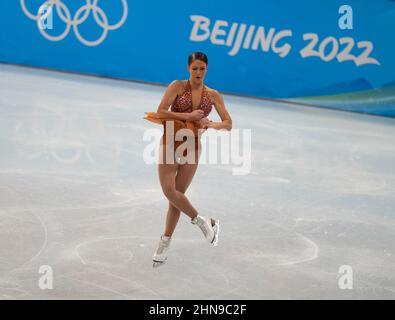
[144,80,213,151]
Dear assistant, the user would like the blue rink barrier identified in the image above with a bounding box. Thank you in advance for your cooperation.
[0,0,394,117]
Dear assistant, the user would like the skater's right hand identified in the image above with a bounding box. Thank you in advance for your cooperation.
[188,109,205,121]
[196,117,211,129]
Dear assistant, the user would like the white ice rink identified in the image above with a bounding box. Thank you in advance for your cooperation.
[0,64,394,299]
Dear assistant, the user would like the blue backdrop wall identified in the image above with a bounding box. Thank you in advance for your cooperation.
[1,0,394,116]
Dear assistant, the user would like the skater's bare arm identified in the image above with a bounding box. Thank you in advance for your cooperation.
[209,90,232,131]
[156,80,204,121]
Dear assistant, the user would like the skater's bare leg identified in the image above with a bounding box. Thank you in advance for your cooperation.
[164,162,199,237]
[158,138,202,220]
[158,162,199,219]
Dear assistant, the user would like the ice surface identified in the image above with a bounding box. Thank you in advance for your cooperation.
[0,64,394,299]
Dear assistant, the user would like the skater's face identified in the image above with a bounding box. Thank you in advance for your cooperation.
[188,60,207,84]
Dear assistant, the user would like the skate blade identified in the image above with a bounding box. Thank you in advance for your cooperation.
[153,260,166,268]
[211,220,220,246]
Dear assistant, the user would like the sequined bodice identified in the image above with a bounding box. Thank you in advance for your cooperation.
[171,80,213,117]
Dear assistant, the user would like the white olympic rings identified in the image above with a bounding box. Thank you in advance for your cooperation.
[20,0,128,46]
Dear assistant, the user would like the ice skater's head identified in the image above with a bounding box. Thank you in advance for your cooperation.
[188,52,208,85]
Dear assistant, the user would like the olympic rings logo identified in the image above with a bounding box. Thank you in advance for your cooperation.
[20,0,128,46]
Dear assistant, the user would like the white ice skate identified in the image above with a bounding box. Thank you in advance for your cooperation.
[152,235,172,268]
[191,215,220,246]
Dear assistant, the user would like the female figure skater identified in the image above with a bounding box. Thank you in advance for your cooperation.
[144,52,232,267]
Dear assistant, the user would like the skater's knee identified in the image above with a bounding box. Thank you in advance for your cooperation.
[163,187,178,201]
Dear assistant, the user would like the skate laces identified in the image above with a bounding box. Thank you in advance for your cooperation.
[199,223,209,237]
[192,216,211,238]
[156,236,171,254]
